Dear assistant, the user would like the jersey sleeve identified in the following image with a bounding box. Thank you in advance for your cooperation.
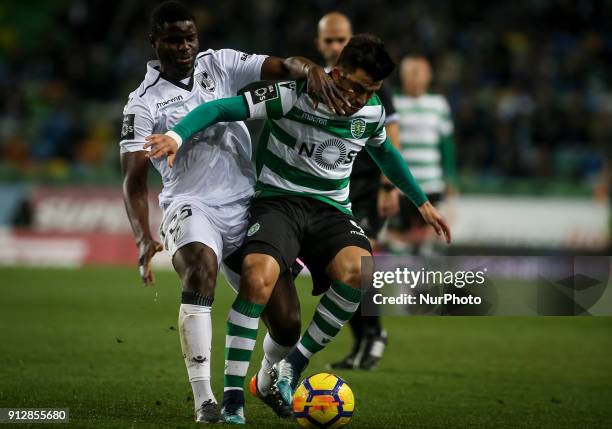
[217,49,268,95]
[242,81,299,120]
[366,107,388,147]
[439,96,454,137]
[119,95,154,153]
[366,138,428,207]
[377,83,399,124]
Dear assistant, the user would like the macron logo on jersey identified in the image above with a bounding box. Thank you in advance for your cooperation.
[300,111,328,126]
[156,95,184,108]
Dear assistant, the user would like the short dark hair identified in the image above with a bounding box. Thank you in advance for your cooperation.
[150,1,196,38]
[337,34,395,81]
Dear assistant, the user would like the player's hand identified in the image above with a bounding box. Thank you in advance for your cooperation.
[305,65,351,115]
[144,134,179,168]
[417,201,452,244]
[377,188,400,218]
[137,238,163,286]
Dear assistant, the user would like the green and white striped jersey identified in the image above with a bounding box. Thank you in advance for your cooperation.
[243,80,387,214]
[393,94,453,194]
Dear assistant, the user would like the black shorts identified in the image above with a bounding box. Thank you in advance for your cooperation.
[230,196,372,295]
[349,177,385,239]
[388,193,443,231]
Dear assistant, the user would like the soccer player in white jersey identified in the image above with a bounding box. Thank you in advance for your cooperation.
[120,1,350,423]
[146,34,451,424]
[389,56,457,255]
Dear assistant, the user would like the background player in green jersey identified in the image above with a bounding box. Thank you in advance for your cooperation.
[146,34,451,424]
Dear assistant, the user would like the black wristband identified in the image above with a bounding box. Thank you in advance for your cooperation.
[380,183,395,191]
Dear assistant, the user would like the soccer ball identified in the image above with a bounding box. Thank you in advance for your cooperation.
[292,372,355,429]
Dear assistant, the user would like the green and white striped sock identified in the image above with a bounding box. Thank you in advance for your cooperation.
[288,281,362,371]
[223,297,264,402]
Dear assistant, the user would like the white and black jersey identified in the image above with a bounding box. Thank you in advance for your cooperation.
[119,49,267,209]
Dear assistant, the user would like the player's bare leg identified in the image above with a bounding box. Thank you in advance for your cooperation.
[275,246,368,405]
[222,253,281,424]
[173,242,223,423]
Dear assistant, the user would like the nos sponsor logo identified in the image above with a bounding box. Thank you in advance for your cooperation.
[297,138,358,170]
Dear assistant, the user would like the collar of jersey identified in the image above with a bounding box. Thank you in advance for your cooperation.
[146,60,195,92]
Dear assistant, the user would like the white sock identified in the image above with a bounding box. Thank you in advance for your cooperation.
[179,303,216,410]
[257,332,293,394]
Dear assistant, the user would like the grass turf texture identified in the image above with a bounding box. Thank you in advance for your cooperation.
[0,266,611,429]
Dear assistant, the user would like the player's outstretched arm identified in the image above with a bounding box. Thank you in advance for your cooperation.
[366,139,452,243]
[146,81,300,167]
[377,121,401,218]
[144,96,250,167]
[121,151,163,284]
[261,56,350,115]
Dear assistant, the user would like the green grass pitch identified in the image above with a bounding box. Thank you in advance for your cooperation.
[1,266,611,428]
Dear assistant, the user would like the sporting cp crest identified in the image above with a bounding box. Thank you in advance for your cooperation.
[198,71,216,93]
[350,118,366,139]
[247,222,260,237]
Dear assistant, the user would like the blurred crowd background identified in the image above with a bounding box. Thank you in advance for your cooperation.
[1,0,610,195]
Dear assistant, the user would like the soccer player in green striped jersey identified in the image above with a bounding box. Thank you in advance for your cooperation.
[388,55,457,255]
[146,34,451,424]
[317,11,399,372]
